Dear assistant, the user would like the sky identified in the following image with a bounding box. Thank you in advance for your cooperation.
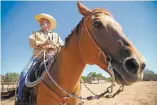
[1,1,157,77]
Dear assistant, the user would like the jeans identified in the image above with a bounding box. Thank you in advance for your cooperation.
[16,58,38,101]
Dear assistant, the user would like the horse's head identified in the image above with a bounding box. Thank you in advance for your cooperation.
[77,2,146,85]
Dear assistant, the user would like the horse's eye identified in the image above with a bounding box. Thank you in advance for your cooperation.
[93,21,102,28]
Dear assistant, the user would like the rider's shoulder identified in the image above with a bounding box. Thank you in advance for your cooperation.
[52,32,59,36]
[29,31,42,38]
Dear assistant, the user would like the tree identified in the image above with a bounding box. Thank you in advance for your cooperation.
[1,74,5,82]
[86,72,106,83]
[4,72,19,83]
[143,69,157,81]
[81,76,87,82]
[87,72,97,77]
[97,73,106,78]
[106,77,113,82]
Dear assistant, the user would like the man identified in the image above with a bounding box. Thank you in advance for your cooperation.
[29,13,64,59]
[16,13,64,105]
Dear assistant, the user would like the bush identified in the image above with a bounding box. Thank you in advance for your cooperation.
[106,77,113,82]
[143,69,157,81]
[81,76,87,81]
[3,72,19,83]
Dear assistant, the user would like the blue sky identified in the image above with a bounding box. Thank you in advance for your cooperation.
[1,1,157,76]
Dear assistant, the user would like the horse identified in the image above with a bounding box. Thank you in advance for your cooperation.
[17,1,146,105]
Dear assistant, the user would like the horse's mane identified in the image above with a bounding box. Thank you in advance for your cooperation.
[64,18,84,48]
[64,8,112,48]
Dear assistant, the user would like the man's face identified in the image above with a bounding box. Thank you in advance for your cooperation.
[39,18,50,31]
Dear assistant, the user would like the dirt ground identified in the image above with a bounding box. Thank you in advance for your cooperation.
[1,81,157,105]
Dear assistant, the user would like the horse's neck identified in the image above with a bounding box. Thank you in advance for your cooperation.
[44,32,86,95]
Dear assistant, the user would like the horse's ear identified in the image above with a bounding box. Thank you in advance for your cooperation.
[77,1,91,16]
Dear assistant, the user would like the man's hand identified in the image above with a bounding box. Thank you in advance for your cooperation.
[44,40,52,45]
[43,44,55,50]
[37,40,52,48]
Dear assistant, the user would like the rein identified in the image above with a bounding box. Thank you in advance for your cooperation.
[42,12,124,104]
[43,49,124,102]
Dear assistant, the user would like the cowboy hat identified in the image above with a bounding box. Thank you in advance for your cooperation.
[34,13,56,30]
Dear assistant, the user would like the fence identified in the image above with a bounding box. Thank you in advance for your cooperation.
[1,82,17,93]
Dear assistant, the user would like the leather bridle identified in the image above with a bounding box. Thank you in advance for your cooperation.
[42,12,124,105]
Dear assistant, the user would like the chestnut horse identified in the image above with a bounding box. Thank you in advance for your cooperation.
[26,2,145,105]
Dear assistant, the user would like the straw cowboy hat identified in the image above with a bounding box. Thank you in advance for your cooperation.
[34,13,56,30]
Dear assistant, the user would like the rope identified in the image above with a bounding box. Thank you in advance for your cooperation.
[42,14,124,101]
[14,50,45,103]
[17,11,124,102]
[43,50,87,100]
[80,78,98,96]
[43,49,124,101]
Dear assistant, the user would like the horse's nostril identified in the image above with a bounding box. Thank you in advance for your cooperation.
[124,57,139,74]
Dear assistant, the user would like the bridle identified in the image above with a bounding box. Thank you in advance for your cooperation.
[78,13,116,91]
[79,13,116,80]
[42,12,124,104]
[77,12,124,97]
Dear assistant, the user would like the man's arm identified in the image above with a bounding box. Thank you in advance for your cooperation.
[29,33,50,49]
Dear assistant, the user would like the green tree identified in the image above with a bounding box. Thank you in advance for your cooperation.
[87,72,97,77]
[86,72,106,83]
[81,76,87,81]
[4,72,19,82]
[97,73,106,78]
[107,77,112,82]
[143,69,157,81]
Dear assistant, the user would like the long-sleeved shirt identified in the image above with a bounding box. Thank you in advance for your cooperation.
[29,30,64,59]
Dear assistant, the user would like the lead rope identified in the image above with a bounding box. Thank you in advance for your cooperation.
[79,57,115,96]
[43,49,123,101]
